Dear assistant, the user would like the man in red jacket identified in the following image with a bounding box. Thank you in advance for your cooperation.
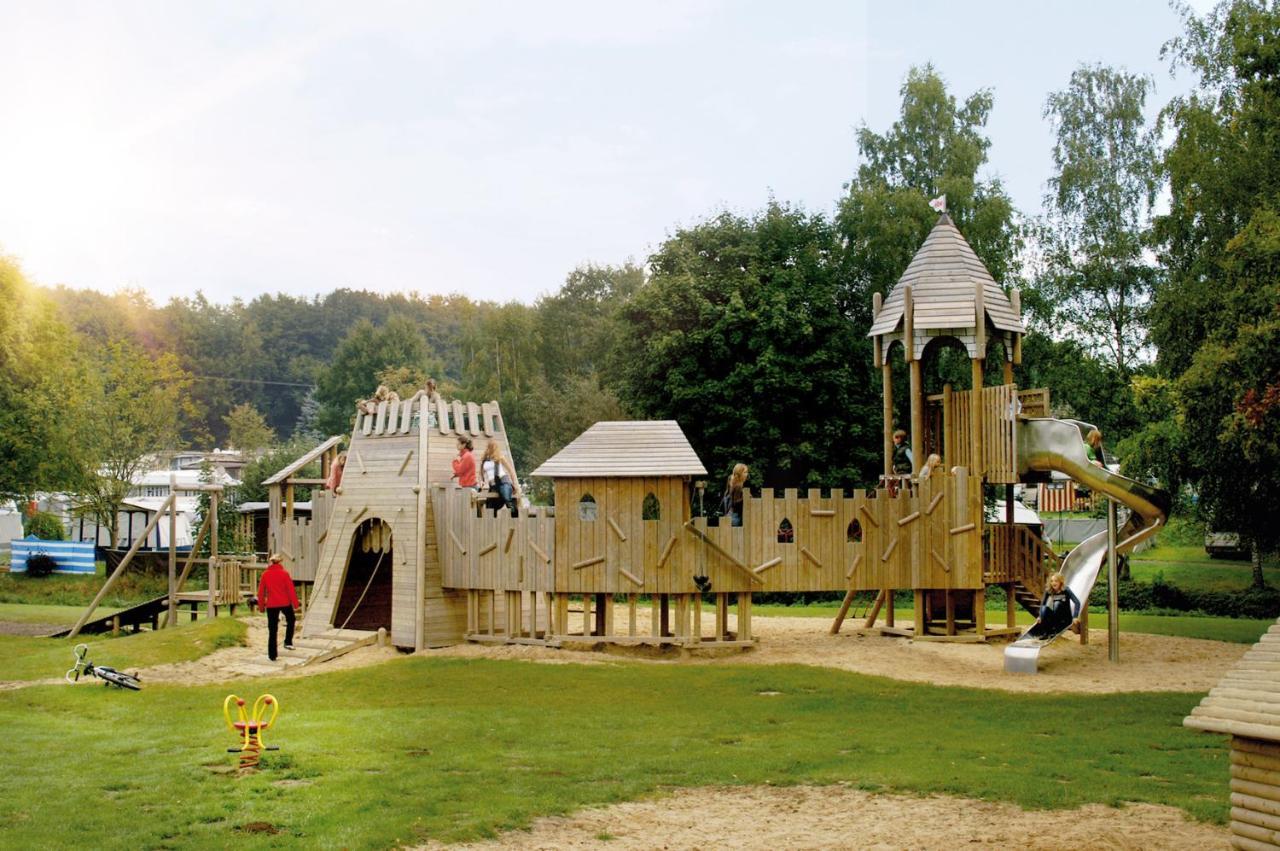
[257,554,301,661]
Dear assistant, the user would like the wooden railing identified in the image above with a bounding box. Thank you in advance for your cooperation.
[984,524,1059,587]
[925,385,1050,483]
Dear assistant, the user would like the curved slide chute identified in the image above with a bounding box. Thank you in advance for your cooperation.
[1004,418,1170,674]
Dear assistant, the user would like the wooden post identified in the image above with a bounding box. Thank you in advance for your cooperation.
[974,588,986,636]
[209,489,220,619]
[716,594,728,640]
[876,292,894,478]
[660,594,670,637]
[830,589,857,634]
[945,590,956,636]
[691,593,701,644]
[862,589,886,629]
[970,358,984,476]
[942,383,953,468]
[737,592,751,641]
[885,589,895,627]
[69,493,176,638]
[913,589,925,637]
[168,474,178,628]
[1006,582,1016,628]
[904,286,923,475]
[415,402,430,651]
[168,513,210,627]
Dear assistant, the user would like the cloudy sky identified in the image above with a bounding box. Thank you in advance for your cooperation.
[0,1,1208,305]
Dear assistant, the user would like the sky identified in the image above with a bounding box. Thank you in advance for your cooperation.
[0,1,1213,306]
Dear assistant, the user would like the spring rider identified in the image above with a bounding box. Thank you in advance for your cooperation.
[223,693,280,770]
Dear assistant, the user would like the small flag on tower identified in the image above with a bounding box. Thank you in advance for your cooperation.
[929,194,947,213]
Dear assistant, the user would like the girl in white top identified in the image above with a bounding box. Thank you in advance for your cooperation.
[481,443,521,516]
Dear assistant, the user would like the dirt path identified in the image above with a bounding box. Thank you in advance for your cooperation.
[415,784,1228,850]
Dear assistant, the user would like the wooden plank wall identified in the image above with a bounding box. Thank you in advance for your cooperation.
[302,430,424,646]
[937,384,1019,483]
[435,474,987,598]
[435,484,556,594]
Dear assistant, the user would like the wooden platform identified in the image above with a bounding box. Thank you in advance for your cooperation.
[855,624,1022,643]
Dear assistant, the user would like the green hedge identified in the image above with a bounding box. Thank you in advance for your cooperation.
[1093,576,1280,620]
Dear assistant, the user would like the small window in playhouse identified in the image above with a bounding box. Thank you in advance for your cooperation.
[777,518,794,544]
[847,519,863,543]
[642,492,660,521]
[578,493,598,522]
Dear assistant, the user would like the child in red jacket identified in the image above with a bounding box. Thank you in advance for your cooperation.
[257,554,301,661]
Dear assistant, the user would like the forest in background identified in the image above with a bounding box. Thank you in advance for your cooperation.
[1,2,1276,576]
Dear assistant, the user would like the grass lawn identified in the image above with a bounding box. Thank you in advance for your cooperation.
[0,617,245,682]
[0,655,1230,849]
[752,604,1272,644]
[0,567,174,607]
[0,602,121,625]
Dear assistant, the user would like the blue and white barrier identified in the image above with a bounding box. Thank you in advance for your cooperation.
[10,536,97,574]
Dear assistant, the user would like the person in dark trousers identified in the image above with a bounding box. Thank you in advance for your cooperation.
[1027,571,1081,640]
[257,554,301,661]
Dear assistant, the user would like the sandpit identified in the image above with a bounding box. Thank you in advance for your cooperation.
[426,607,1247,695]
[415,784,1229,850]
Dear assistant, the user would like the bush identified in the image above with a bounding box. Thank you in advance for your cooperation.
[24,511,65,541]
[25,552,57,578]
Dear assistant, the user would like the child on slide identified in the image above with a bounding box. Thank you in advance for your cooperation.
[1027,571,1081,640]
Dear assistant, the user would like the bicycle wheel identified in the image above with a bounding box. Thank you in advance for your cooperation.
[99,669,142,691]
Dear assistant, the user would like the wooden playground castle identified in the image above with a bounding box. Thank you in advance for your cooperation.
[268,212,1061,651]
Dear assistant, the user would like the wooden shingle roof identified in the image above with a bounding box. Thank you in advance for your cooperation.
[868,213,1024,337]
[531,421,707,478]
[1185,619,1280,742]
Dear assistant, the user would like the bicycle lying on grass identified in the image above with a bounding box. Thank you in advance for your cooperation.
[65,644,142,690]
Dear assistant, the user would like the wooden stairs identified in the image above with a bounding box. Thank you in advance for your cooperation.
[234,628,379,675]
[1011,578,1043,617]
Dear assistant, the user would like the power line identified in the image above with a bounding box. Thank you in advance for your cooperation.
[187,374,316,389]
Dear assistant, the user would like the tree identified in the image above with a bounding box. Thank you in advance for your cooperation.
[314,315,438,435]
[613,203,880,489]
[536,263,644,387]
[67,340,193,547]
[837,64,1021,310]
[1037,64,1161,377]
[1148,0,1280,587]
[223,402,276,454]
[0,256,79,501]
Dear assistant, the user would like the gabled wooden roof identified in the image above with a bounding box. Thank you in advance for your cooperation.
[1185,619,1280,742]
[869,213,1024,337]
[531,421,707,478]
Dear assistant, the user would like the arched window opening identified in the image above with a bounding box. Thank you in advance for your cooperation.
[642,492,660,521]
[847,519,863,543]
[777,518,794,544]
[578,493,598,522]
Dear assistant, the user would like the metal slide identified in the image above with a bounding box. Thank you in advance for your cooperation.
[1003,418,1170,674]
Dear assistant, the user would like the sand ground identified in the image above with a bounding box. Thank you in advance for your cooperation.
[415,785,1229,850]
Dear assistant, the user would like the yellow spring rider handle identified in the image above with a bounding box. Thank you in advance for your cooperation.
[223,694,280,768]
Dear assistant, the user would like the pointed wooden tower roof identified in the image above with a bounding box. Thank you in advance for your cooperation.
[868,213,1023,363]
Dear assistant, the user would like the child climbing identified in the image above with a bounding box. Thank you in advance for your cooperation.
[1027,571,1081,640]
[325,452,346,491]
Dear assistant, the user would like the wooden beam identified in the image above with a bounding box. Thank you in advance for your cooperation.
[897,511,920,526]
[70,493,176,638]
[682,522,763,585]
[503,527,516,553]
[529,540,550,564]
[353,449,366,474]
[809,508,835,517]
[657,535,677,568]
[753,556,783,575]
[449,528,467,556]
[880,537,898,562]
[863,589,886,628]
[607,516,627,542]
[845,552,863,580]
[619,567,643,587]
[858,504,880,528]
[478,542,497,557]
[950,523,976,535]
[572,555,605,570]
[830,589,856,634]
[351,506,368,525]
[931,549,950,573]
[398,449,414,476]
[926,492,945,515]
[800,546,823,568]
